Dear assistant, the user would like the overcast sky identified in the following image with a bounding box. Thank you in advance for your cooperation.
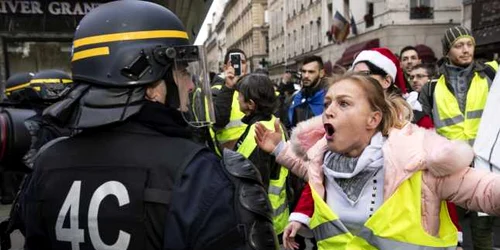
[194,0,224,45]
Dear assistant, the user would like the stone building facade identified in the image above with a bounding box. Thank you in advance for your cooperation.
[224,0,269,72]
[264,0,463,80]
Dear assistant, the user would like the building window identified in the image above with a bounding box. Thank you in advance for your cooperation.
[301,26,305,53]
[265,36,269,53]
[365,2,374,28]
[410,0,433,19]
[317,18,321,47]
[310,21,315,51]
[287,33,291,58]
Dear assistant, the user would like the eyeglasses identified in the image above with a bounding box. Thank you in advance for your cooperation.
[354,70,386,77]
[408,74,429,80]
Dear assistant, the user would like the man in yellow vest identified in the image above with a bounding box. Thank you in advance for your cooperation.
[211,48,249,149]
[233,73,290,238]
[419,26,499,250]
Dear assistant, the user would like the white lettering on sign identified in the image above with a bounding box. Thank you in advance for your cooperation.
[73,3,84,15]
[48,2,61,15]
[0,1,101,15]
[20,1,29,13]
[31,1,43,14]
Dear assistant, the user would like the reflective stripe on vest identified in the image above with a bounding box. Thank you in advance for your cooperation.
[312,219,350,241]
[216,90,247,143]
[236,116,290,234]
[268,166,289,234]
[432,61,498,144]
[309,171,457,250]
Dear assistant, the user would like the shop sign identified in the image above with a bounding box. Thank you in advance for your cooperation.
[0,1,102,16]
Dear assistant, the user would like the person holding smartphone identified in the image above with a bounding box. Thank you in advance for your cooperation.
[211,48,250,150]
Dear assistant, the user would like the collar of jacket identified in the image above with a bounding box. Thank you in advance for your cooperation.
[439,59,490,79]
[302,78,326,97]
[129,101,192,139]
[292,86,325,107]
[241,112,272,125]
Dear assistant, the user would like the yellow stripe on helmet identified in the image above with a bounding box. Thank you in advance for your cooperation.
[5,78,73,93]
[72,47,110,62]
[5,82,30,92]
[73,30,189,49]
[30,79,73,84]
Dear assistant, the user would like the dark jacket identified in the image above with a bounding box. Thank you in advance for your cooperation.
[235,113,281,190]
[418,60,497,117]
[277,82,297,131]
[211,79,235,130]
[21,102,245,250]
[288,79,327,127]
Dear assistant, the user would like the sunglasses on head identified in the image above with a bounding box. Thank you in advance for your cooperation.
[355,70,387,77]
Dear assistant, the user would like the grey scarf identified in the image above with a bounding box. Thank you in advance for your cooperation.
[323,132,385,202]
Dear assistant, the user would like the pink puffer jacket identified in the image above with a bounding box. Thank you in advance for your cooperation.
[277,116,500,236]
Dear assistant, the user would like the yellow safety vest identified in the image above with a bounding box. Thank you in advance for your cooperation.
[211,85,248,144]
[309,171,457,250]
[236,116,290,234]
[432,61,498,145]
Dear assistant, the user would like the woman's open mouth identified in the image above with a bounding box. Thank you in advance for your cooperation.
[324,123,335,140]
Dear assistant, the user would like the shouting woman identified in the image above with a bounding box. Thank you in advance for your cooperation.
[255,73,500,249]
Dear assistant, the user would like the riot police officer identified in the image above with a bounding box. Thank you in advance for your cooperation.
[18,70,73,167]
[21,1,278,250]
[0,70,73,248]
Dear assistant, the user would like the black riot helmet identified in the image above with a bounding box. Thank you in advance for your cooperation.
[4,72,35,103]
[63,0,214,128]
[24,70,73,103]
[71,0,189,87]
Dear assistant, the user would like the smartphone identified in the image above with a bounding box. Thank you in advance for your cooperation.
[229,53,242,76]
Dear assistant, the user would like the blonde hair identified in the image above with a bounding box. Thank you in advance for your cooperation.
[322,75,343,89]
[330,73,412,136]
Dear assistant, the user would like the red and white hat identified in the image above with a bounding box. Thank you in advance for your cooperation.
[352,47,407,93]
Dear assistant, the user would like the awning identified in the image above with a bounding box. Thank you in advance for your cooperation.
[335,39,380,67]
[414,44,437,64]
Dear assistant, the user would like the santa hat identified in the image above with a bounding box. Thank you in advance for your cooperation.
[352,47,407,93]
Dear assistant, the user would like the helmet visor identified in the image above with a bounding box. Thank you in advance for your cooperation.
[172,45,215,127]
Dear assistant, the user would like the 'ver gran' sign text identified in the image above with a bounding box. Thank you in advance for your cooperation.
[0,1,102,15]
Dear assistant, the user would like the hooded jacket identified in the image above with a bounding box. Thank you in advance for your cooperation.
[275,116,500,236]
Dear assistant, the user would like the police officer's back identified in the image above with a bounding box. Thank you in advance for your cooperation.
[21,2,278,250]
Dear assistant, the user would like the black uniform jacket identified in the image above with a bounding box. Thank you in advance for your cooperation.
[22,102,242,250]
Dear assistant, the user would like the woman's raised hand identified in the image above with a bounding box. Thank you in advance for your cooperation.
[282,221,303,250]
[254,118,283,154]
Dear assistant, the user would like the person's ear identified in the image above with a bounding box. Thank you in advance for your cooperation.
[381,75,392,89]
[248,99,256,111]
[146,83,159,102]
[319,69,325,78]
[367,111,382,130]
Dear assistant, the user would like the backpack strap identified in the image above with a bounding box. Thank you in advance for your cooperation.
[429,79,438,111]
